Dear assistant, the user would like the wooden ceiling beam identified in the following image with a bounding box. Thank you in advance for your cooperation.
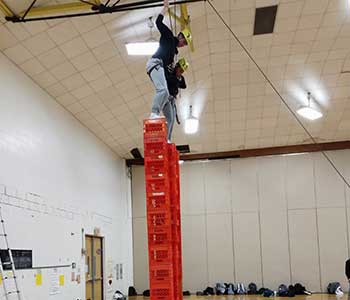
[126,141,350,166]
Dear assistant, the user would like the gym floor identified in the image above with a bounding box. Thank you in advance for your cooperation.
[130,296,346,300]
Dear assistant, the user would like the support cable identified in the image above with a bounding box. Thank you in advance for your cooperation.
[21,0,37,20]
[207,0,350,189]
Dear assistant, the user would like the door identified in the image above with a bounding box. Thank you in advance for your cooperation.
[85,235,104,300]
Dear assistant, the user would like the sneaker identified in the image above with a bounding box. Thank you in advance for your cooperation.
[149,113,161,119]
[335,286,344,297]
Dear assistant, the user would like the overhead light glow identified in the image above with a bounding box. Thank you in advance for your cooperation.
[185,105,199,134]
[179,160,184,165]
[297,106,323,120]
[185,117,199,134]
[126,42,159,56]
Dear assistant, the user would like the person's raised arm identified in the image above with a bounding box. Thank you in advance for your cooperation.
[161,0,169,16]
[156,0,173,38]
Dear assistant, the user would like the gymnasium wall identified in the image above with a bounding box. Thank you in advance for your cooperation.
[0,52,133,299]
[132,149,350,293]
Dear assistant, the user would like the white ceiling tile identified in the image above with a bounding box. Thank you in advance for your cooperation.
[71,15,103,34]
[60,37,89,59]
[82,26,111,49]
[22,32,56,56]
[37,47,67,69]
[66,102,85,114]
[23,21,49,36]
[51,61,77,80]
[20,58,45,76]
[47,21,79,45]
[56,93,77,107]
[71,84,94,99]
[33,71,57,88]
[70,51,98,71]
[3,44,33,64]
[61,73,86,91]
[90,75,113,92]
[0,25,18,50]
[81,64,105,82]
[92,40,119,62]
[5,23,30,41]
[46,82,67,98]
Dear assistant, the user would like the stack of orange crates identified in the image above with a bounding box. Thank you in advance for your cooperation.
[144,119,183,300]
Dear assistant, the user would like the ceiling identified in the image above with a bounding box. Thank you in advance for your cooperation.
[0,0,350,159]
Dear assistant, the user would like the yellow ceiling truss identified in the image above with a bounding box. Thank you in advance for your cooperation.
[168,3,194,51]
[0,0,196,52]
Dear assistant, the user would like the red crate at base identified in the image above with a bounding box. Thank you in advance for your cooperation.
[147,194,171,212]
[150,284,175,300]
[149,245,173,265]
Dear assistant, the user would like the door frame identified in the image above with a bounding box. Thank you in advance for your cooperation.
[85,234,104,300]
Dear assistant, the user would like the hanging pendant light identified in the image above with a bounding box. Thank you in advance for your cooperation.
[297,92,323,121]
[185,105,199,134]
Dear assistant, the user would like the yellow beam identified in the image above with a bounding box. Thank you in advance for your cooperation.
[0,0,15,17]
[168,9,183,25]
[19,2,94,18]
[180,4,194,52]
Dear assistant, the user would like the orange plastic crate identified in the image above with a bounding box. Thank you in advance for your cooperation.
[150,284,175,300]
[146,194,171,212]
[148,229,173,246]
[149,245,173,265]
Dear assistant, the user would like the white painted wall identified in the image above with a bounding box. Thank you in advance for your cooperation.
[0,53,133,300]
[132,150,350,293]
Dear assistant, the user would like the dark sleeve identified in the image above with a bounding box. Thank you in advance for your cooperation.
[177,76,187,89]
[346,260,350,279]
[156,14,173,39]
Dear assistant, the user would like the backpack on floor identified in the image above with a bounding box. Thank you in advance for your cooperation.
[203,287,215,296]
[248,282,258,295]
[226,283,235,295]
[263,289,274,297]
[183,291,191,296]
[237,283,247,294]
[113,290,126,300]
[216,283,226,295]
[278,284,289,297]
[328,282,341,294]
[143,290,150,297]
[288,285,296,297]
[128,286,137,296]
[294,283,306,295]
[258,288,266,295]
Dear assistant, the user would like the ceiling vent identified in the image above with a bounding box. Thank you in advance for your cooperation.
[254,5,278,35]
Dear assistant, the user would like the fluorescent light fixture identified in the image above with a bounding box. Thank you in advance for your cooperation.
[179,160,184,165]
[297,106,323,120]
[125,42,159,56]
[297,92,323,121]
[185,105,199,134]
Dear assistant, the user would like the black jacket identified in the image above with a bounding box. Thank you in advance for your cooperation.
[346,259,350,279]
[165,68,186,97]
[152,14,179,67]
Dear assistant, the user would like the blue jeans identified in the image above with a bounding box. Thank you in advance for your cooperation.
[146,58,170,115]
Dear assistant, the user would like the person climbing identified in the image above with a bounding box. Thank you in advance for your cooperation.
[163,57,189,141]
[146,0,192,136]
